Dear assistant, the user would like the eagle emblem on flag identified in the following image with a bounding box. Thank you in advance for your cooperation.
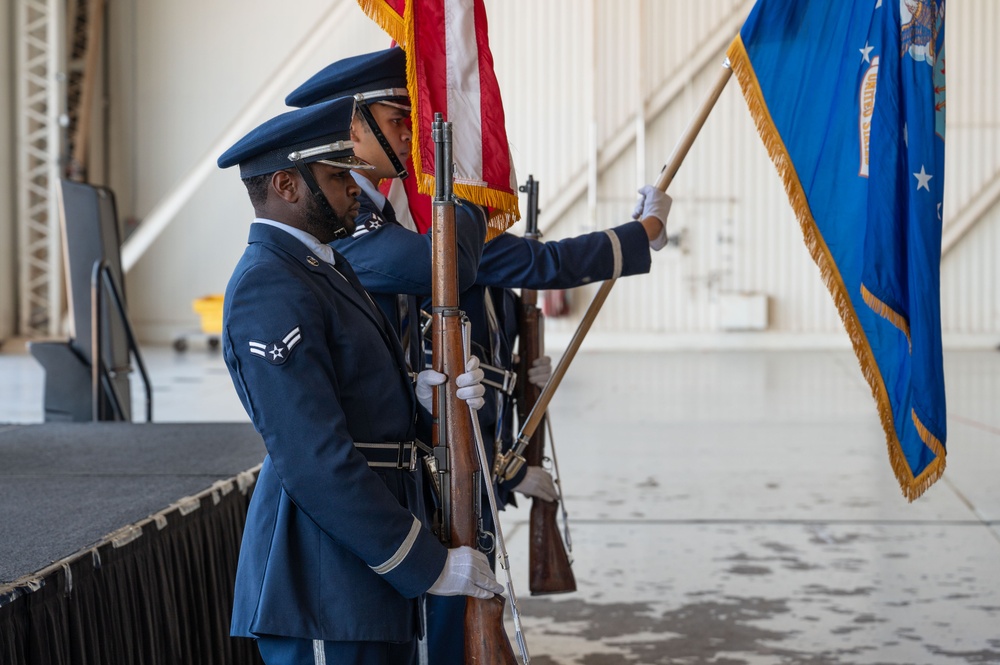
[901,0,943,64]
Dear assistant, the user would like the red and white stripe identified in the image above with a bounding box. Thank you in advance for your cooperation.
[358,0,519,234]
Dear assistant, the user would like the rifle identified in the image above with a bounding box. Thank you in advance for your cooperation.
[429,114,521,664]
[513,176,576,595]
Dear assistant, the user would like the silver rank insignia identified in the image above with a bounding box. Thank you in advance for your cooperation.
[249,326,302,365]
[352,214,383,238]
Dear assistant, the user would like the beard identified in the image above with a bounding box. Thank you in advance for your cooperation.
[300,191,356,242]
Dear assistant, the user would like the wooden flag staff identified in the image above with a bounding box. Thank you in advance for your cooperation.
[496,60,734,482]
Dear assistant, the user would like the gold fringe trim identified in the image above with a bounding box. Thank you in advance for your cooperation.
[912,409,947,459]
[414,174,520,241]
[355,0,407,46]
[906,410,947,499]
[861,283,911,345]
[727,35,944,502]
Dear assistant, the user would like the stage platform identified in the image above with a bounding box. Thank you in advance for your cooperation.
[0,422,267,665]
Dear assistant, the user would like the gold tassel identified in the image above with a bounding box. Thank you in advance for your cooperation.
[727,36,943,502]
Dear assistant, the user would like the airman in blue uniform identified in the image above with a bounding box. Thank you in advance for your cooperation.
[217,96,502,665]
[285,48,672,664]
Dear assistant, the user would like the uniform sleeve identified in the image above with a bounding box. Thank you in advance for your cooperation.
[475,220,652,289]
[224,263,446,597]
[335,202,487,296]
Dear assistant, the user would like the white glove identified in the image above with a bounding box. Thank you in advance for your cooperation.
[456,356,486,410]
[527,355,552,389]
[415,369,446,412]
[427,546,503,599]
[513,466,558,502]
[632,185,671,251]
[415,357,485,411]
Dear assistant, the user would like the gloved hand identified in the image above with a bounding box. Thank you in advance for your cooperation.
[527,355,552,389]
[427,546,504,599]
[513,466,558,502]
[415,357,486,411]
[456,356,486,410]
[415,370,446,412]
[632,185,671,251]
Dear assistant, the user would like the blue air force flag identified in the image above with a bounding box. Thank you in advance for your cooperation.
[727,0,947,500]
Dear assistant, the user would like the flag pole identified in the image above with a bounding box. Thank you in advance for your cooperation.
[504,60,733,466]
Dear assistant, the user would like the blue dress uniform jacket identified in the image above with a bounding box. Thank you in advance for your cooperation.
[224,222,447,643]
[474,220,653,290]
[334,191,487,335]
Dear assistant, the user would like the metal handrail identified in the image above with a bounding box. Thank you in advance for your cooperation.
[90,259,153,422]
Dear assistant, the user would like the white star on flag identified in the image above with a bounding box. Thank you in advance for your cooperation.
[860,42,874,63]
[914,165,933,191]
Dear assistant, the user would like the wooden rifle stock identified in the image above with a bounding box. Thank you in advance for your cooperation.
[430,115,517,664]
[516,176,576,595]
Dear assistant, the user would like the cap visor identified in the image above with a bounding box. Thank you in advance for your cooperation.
[317,156,375,170]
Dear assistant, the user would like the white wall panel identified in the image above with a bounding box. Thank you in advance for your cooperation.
[487,0,998,346]
[100,0,998,346]
[106,0,390,342]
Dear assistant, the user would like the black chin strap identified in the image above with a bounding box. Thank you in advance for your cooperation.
[290,159,350,240]
[354,95,409,180]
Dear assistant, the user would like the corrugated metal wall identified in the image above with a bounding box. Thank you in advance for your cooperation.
[484,0,999,345]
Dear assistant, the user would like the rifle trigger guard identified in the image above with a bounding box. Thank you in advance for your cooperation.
[477,529,496,555]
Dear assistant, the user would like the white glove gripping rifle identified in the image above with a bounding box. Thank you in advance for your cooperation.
[429,113,523,665]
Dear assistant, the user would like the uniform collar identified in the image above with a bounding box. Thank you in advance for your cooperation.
[351,171,387,212]
[253,218,337,265]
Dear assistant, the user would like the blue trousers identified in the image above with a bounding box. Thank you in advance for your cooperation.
[423,595,466,664]
[257,634,417,665]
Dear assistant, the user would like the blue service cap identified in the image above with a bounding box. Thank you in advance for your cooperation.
[285,47,409,108]
[218,97,372,178]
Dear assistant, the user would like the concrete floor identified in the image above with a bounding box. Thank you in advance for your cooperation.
[1,342,998,664]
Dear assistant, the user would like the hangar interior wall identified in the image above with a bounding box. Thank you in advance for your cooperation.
[72,0,1000,348]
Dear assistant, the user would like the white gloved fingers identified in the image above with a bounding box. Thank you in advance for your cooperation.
[427,546,503,598]
[415,369,447,411]
[513,466,558,502]
[465,548,504,599]
[456,356,484,386]
[527,355,552,389]
[635,185,671,251]
[456,356,486,410]
[456,384,486,411]
[635,185,672,224]
[632,191,646,220]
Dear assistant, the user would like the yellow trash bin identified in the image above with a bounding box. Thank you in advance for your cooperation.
[192,295,224,334]
[174,295,224,351]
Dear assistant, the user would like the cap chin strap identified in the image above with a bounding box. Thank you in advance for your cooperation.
[354,94,409,180]
[289,159,350,240]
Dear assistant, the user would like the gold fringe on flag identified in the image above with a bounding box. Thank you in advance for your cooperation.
[355,0,407,45]
[726,35,944,502]
[861,283,912,348]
